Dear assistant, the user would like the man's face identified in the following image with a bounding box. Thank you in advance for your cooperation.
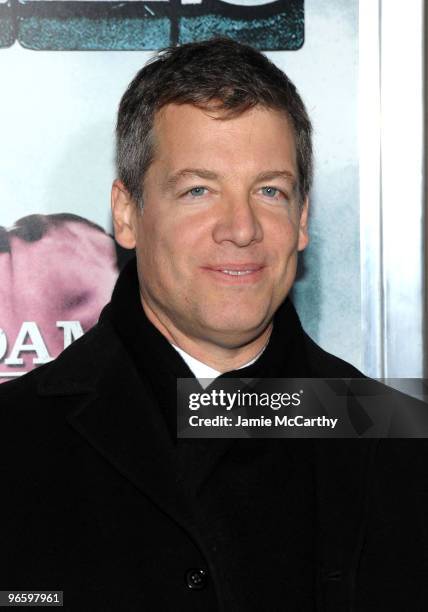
[129,103,308,349]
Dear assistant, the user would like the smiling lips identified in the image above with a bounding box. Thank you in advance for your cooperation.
[202,264,265,283]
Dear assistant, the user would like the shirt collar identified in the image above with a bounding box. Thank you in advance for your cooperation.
[171,343,267,388]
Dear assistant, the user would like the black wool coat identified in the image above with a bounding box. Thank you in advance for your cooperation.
[1,266,428,611]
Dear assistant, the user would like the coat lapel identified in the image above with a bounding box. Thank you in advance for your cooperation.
[37,322,198,534]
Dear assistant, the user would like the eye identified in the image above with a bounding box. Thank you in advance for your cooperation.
[261,186,281,198]
[187,186,208,197]
[258,186,289,204]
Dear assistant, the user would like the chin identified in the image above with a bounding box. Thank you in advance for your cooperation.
[200,314,269,344]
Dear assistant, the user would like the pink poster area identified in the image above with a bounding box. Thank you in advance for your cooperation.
[0,213,119,382]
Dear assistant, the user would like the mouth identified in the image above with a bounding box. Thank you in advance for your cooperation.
[202,263,265,284]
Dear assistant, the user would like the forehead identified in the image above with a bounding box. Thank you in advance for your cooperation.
[150,103,298,174]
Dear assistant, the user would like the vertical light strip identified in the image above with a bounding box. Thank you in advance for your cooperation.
[359,0,383,377]
[380,0,424,377]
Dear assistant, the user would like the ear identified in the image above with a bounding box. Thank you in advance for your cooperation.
[111,179,138,249]
[297,196,309,252]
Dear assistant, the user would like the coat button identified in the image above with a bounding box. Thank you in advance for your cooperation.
[185,568,208,590]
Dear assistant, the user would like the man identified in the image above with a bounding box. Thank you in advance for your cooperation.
[1,38,427,611]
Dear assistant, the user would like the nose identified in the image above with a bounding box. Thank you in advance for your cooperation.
[212,195,263,247]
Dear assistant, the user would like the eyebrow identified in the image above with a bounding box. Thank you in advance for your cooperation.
[253,170,297,186]
[165,168,220,189]
[164,168,297,189]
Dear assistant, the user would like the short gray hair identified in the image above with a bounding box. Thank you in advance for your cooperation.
[116,37,313,207]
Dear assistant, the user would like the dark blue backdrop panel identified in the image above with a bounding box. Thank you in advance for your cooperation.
[0,0,304,51]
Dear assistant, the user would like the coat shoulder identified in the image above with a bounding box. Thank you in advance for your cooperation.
[0,317,124,449]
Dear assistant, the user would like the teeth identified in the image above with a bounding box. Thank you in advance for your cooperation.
[221,270,253,276]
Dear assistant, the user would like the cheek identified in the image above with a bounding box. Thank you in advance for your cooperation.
[137,217,189,279]
[270,221,300,263]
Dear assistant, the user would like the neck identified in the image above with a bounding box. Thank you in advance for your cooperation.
[140,296,272,373]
